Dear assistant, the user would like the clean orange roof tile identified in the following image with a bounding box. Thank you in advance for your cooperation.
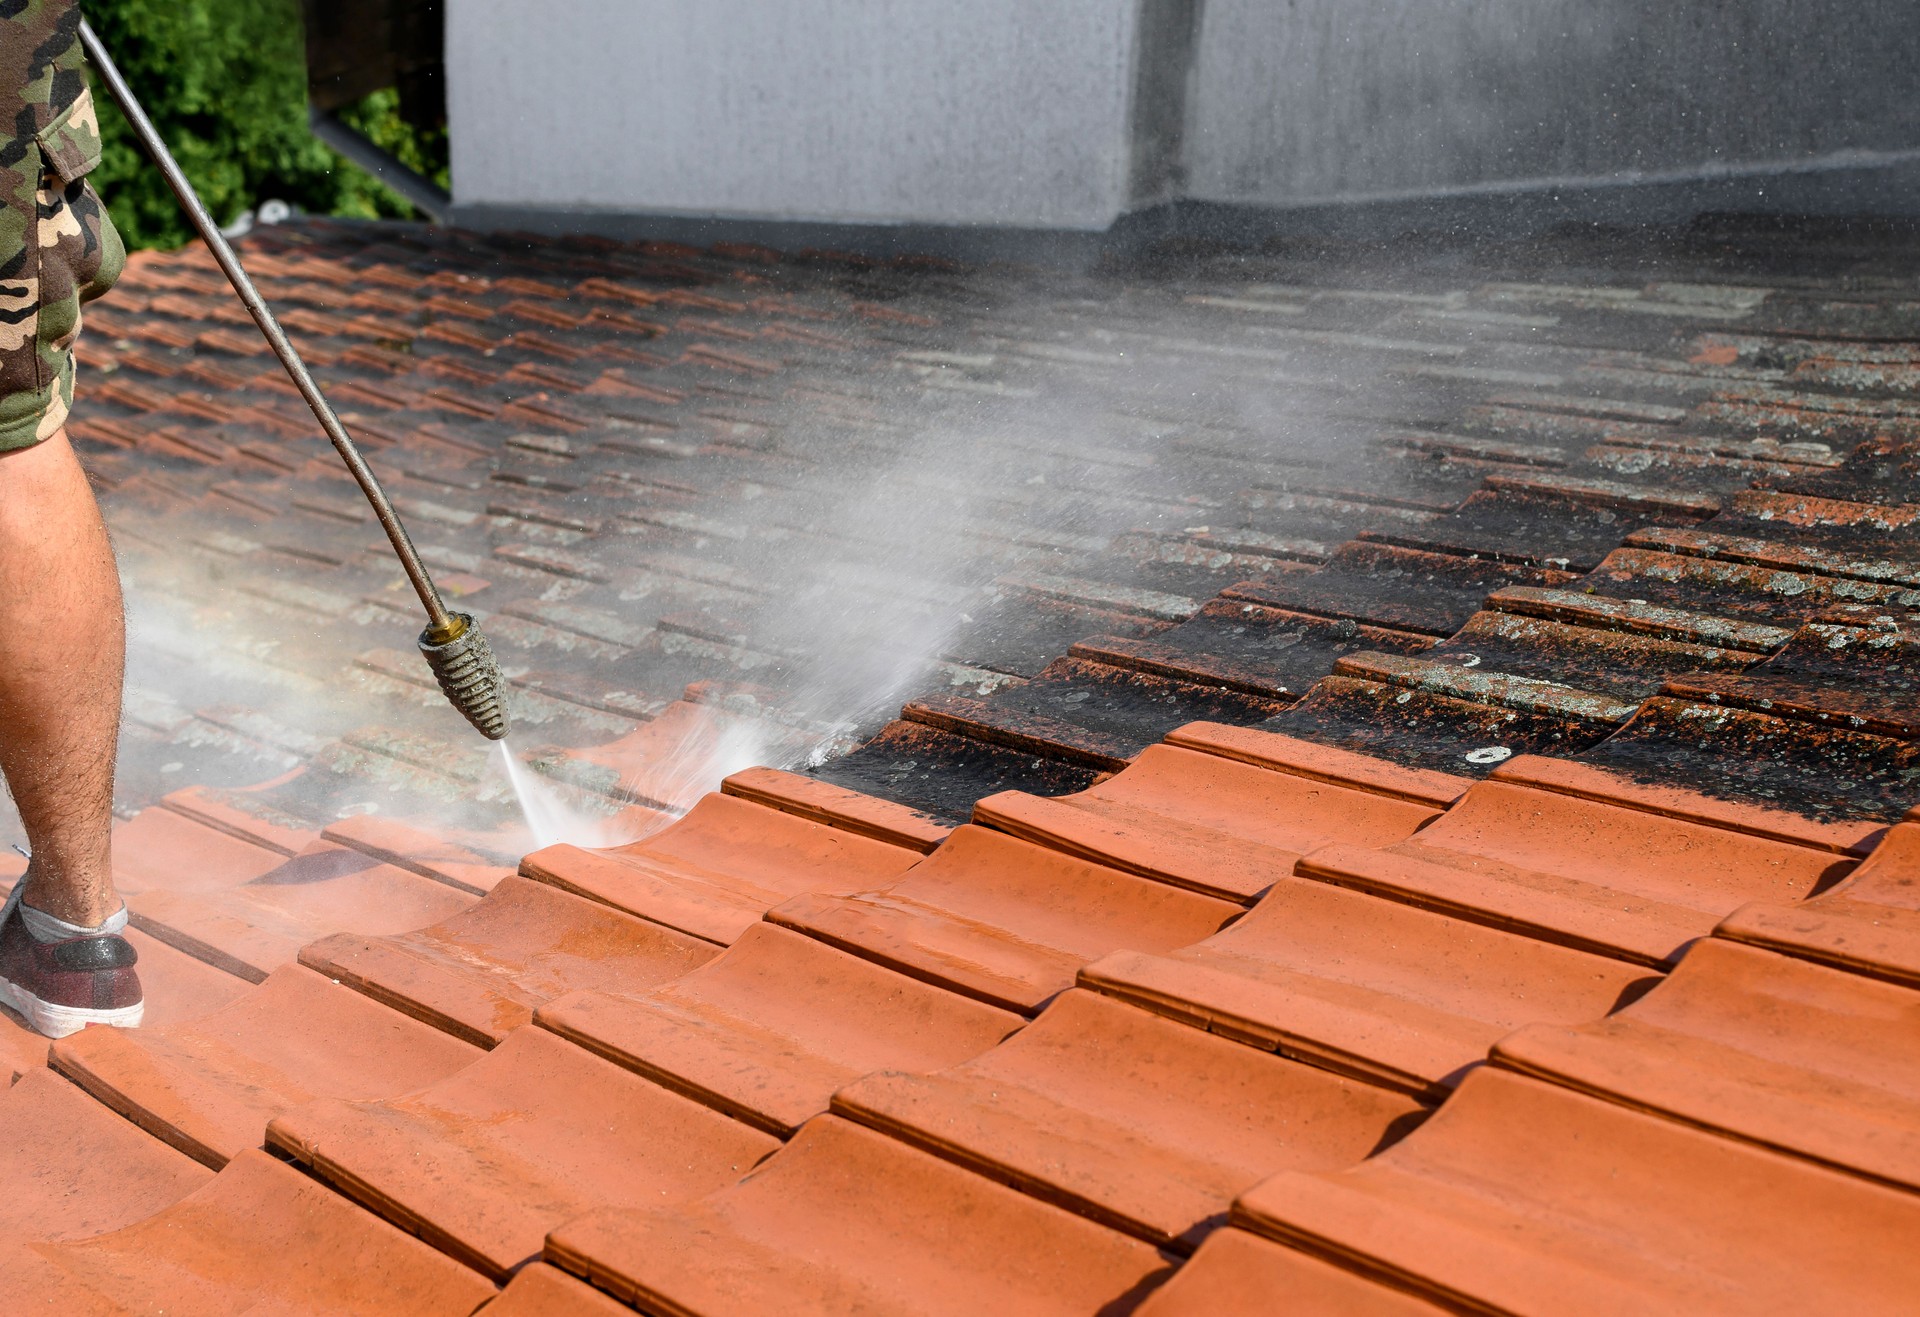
[834,989,1424,1249]
[300,874,718,1047]
[1495,936,1920,1189]
[1492,751,1887,855]
[320,813,516,894]
[129,840,477,981]
[523,792,918,944]
[539,921,1019,1135]
[0,1149,494,1315]
[1083,877,1652,1099]
[50,963,480,1167]
[974,743,1439,902]
[269,1027,777,1282]
[0,1069,210,1240]
[1235,1068,1920,1314]
[547,1115,1175,1315]
[1164,722,1471,808]
[111,805,289,895]
[1134,1228,1447,1316]
[125,926,253,1029]
[1717,818,1920,987]
[770,824,1241,1014]
[722,765,952,852]
[1299,778,1849,966]
[486,1262,633,1315]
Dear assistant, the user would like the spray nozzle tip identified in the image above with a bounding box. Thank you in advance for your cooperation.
[418,613,511,740]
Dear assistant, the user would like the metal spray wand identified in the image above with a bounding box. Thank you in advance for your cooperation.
[78,18,510,740]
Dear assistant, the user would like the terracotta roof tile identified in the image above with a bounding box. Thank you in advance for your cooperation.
[0,1068,211,1239]
[299,875,717,1047]
[0,1149,494,1314]
[547,1115,1175,1314]
[720,765,953,852]
[771,824,1239,1013]
[538,921,1018,1134]
[486,1262,634,1315]
[1086,873,1650,1098]
[1717,818,1920,986]
[524,791,918,943]
[50,964,480,1167]
[974,743,1437,902]
[128,840,477,981]
[1134,1228,1447,1316]
[268,1027,777,1281]
[1302,776,1848,966]
[1234,1068,1920,1314]
[834,988,1423,1250]
[1493,937,1920,1189]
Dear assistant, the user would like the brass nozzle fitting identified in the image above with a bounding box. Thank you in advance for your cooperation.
[418,612,511,740]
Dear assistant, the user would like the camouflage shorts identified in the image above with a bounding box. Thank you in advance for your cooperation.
[0,83,124,453]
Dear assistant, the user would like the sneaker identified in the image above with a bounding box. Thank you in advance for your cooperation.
[0,887,144,1038]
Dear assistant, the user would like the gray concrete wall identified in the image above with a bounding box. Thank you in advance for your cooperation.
[1187,0,1920,207]
[445,0,1920,239]
[446,0,1142,230]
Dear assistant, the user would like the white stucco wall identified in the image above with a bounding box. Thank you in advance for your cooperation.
[447,0,1142,229]
[1187,0,1920,207]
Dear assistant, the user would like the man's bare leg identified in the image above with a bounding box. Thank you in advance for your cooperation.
[0,428,124,927]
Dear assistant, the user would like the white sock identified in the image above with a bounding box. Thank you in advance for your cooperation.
[2,885,127,942]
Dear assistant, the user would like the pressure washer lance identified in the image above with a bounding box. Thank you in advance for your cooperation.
[79,20,509,741]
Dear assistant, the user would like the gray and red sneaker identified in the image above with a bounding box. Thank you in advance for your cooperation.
[0,887,143,1038]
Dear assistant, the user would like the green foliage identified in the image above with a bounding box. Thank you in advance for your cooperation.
[84,0,442,249]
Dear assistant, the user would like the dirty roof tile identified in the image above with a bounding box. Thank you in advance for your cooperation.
[904,657,1293,772]
[268,1026,777,1281]
[1255,673,1611,778]
[1552,695,1919,832]
[538,921,1018,1135]
[546,1115,1175,1315]
[1071,600,1433,704]
[810,719,1104,824]
[1229,541,1577,637]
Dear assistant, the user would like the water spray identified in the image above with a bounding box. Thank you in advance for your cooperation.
[79,20,510,741]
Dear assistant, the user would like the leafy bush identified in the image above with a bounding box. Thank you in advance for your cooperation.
[84,0,442,249]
